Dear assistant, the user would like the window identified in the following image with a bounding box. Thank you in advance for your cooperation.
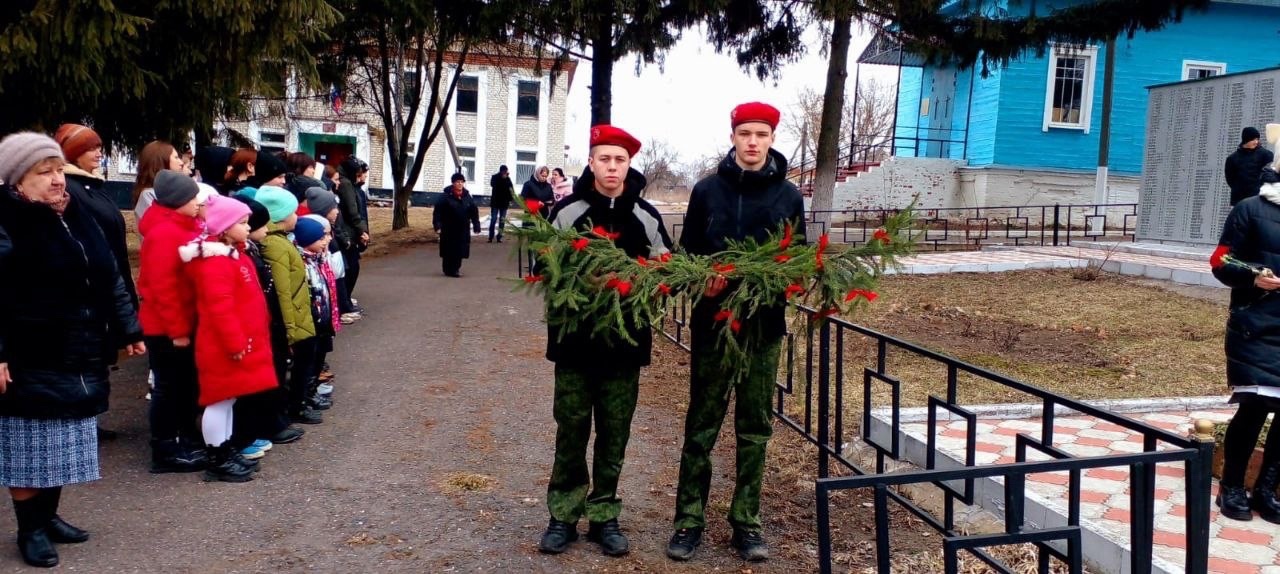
[515,150,538,183]
[1042,45,1098,132]
[1183,60,1226,81]
[457,146,476,182]
[456,75,479,113]
[260,131,287,155]
[402,70,420,110]
[517,80,540,118]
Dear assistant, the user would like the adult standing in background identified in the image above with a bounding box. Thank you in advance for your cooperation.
[550,167,573,203]
[56,124,136,308]
[132,141,187,224]
[0,133,145,567]
[335,156,369,305]
[194,146,234,195]
[488,165,514,243]
[432,173,481,278]
[250,150,287,189]
[285,152,326,201]
[521,165,554,218]
[1227,127,1275,206]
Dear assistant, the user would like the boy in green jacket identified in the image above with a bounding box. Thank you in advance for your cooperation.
[254,186,322,425]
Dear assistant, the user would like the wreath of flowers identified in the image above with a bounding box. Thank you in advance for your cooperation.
[511,198,915,370]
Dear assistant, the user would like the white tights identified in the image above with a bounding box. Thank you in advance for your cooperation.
[201,399,236,447]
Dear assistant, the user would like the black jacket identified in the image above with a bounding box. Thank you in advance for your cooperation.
[433,188,481,260]
[0,189,143,418]
[1214,181,1280,389]
[544,168,673,368]
[520,176,554,218]
[490,172,515,210]
[65,167,137,308]
[681,148,806,341]
[1226,146,1275,206]
[244,240,288,369]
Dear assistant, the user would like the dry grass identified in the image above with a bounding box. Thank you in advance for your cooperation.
[439,472,497,493]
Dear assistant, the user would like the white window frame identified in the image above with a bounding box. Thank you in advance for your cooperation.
[1041,44,1098,134]
[1182,60,1226,81]
[259,130,288,155]
[455,144,478,183]
[514,149,538,184]
[455,74,480,115]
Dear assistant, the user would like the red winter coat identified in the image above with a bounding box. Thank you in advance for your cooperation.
[180,240,279,406]
[137,206,202,339]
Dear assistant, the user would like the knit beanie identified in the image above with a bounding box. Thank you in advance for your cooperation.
[254,150,287,185]
[255,185,299,223]
[294,216,326,248]
[153,170,200,209]
[302,213,331,232]
[203,195,252,237]
[1243,127,1262,146]
[232,195,271,232]
[304,186,338,217]
[0,132,64,185]
[195,146,234,186]
[234,186,259,200]
[53,124,103,164]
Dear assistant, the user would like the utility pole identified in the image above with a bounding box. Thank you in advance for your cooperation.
[1095,36,1117,207]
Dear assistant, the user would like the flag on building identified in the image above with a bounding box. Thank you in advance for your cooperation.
[329,83,344,116]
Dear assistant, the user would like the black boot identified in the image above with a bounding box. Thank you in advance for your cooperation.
[1218,484,1254,521]
[40,489,88,543]
[14,496,58,567]
[730,528,769,562]
[1253,462,1280,524]
[538,519,578,554]
[586,519,630,556]
[150,439,209,474]
[203,445,254,483]
[666,527,703,561]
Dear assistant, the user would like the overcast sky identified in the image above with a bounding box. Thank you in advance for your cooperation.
[562,25,897,168]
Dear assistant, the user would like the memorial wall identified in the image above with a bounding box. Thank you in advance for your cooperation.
[1139,67,1279,245]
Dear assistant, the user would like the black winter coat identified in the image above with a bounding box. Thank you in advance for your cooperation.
[65,167,137,308]
[490,172,515,210]
[336,176,369,242]
[681,148,806,342]
[520,176,554,218]
[0,189,143,419]
[1226,146,1275,206]
[433,188,481,260]
[1214,181,1280,389]
[244,240,289,358]
[544,168,672,368]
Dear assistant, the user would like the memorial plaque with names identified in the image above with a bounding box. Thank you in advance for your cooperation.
[1139,67,1280,245]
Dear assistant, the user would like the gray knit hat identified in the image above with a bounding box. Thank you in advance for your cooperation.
[153,170,200,209]
[0,132,64,186]
[304,186,338,217]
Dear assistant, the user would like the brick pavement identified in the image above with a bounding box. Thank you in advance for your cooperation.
[892,244,1221,288]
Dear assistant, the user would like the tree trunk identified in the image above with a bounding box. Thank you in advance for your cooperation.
[393,180,411,230]
[810,10,853,229]
[589,15,614,126]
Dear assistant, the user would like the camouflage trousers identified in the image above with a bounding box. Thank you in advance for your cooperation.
[546,364,640,524]
[673,335,782,532]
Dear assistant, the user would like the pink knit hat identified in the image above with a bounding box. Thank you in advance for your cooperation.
[203,194,251,237]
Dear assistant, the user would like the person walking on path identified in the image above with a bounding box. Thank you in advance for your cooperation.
[667,102,805,563]
[433,173,481,278]
[537,126,672,558]
[488,165,514,242]
[0,133,146,567]
[180,196,279,483]
[1212,124,1280,523]
[1226,127,1275,206]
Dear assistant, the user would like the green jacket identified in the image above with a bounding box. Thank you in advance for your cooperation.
[261,226,316,345]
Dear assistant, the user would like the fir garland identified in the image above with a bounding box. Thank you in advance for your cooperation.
[511,198,915,370]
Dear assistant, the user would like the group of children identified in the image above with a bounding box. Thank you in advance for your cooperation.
[138,169,354,482]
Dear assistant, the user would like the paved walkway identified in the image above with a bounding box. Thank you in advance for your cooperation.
[895,242,1220,288]
[892,404,1278,574]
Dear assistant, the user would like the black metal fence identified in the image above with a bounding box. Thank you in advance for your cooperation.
[657,297,1213,574]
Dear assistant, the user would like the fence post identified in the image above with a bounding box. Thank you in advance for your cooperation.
[818,318,832,479]
[1052,204,1061,247]
[1185,420,1215,574]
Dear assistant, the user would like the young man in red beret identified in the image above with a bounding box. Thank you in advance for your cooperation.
[667,102,805,562]
[538,125,674,557]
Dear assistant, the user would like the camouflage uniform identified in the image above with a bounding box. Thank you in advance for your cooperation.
[546,365,640,523]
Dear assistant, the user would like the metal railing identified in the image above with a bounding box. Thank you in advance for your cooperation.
[656,299,1214,574]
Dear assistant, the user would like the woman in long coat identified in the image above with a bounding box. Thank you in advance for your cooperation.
[432,173,481,277]
[0,133,145,567]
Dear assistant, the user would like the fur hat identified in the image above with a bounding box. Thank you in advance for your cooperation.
[304,186,338,217]
[203,195,252,236]
[294,216,327,248]
[153,170,200,209]
[232,195,271,232]
[0,132,64,185]
[53,124,103,165]
[255,185,299,223]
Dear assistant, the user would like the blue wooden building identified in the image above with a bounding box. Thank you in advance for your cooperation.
[840,0,1280,209]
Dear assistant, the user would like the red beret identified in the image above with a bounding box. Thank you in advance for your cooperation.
[589,125,642,157]
[54,123,103,164]
[730,102,780,130]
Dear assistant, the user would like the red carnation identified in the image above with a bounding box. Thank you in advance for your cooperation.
[659,252,673,263]
[775,254,791,263]
[816,307,838,319]
[731,319,742,334]
[816,234,830,270]
[525,199,543,214]
[873,228,891,244]
[524,274,543,283]
[593,226,621,240]
[784,284,805,299]
[712,263,736,274]
[572,237,589,251]
[615,281,632,297]
[657,283,672,296]
[844,289,879,303]
[605,277,620,289]
[714,309,733,322]
[779,223,793,249]
[637,256,649,267]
